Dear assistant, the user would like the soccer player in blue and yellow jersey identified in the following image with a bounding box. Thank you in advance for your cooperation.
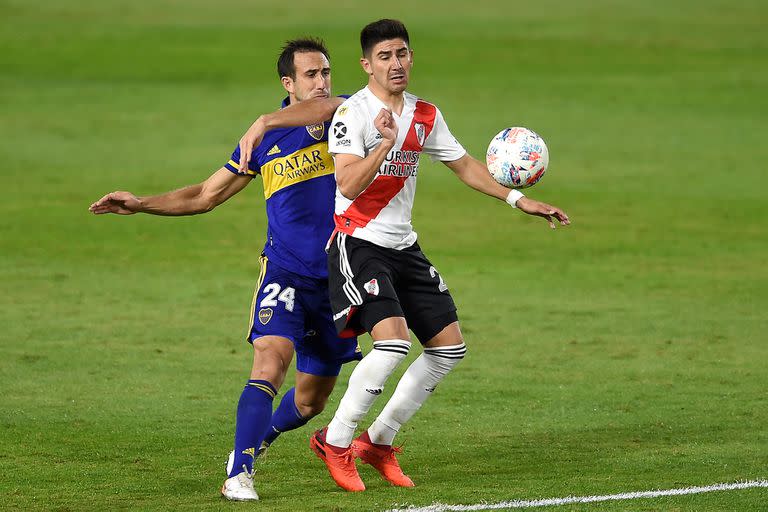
[89,38,360,501]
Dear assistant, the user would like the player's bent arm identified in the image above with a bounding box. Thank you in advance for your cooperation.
[261,97,344,129]
[239,97,345,171]
[334,141,394,199]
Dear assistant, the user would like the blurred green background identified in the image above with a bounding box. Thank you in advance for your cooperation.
[1,1,766,510]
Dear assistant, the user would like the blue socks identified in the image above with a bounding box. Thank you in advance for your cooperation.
[263,387,310,445]
[229,383,316,476]
[229,379,276,477]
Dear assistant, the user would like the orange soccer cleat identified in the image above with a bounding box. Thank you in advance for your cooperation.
[352,431,415,487]
[310,428,365,492]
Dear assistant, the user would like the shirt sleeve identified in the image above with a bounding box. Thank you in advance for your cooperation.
[224,144,260,177]
[423,107,466,163]
[328,101,366,159]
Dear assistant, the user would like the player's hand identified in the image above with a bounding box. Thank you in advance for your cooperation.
[89,191,141,215]
[516,197,570,229]
[374,108,397,143]
[238,117,266,172]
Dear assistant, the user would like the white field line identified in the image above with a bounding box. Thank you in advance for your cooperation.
[386,479,768,512]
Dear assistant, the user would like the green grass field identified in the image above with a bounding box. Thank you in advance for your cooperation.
[2,1,767,510]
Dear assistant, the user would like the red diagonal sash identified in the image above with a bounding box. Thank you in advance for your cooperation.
[334,100,437,235]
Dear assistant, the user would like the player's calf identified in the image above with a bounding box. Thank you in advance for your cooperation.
[326,339,411,447]
[368,342,467,446]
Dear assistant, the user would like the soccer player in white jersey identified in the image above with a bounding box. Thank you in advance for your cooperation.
[298,19,571,492]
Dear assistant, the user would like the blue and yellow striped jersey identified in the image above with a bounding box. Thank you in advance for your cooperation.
[224,97,341,279]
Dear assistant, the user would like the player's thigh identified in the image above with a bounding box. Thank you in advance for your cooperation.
[250,335,295,387]
[370,316,410,341]
[247,258,305,341]
[296,287,363,376]
[327,233,409,339]
[422,321,464,348]
[398,247,459,344]
[246,257,308,382]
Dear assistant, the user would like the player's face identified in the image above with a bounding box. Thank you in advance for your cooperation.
[361,38,413,94]
[283,51,331,103]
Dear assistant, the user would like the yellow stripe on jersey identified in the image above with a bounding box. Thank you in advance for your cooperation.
[246,255,269,341]
[260,142,334,199]
[228,159,258,176]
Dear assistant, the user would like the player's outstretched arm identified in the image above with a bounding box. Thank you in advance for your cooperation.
[89,168,251,216]
[444,154,570,229]
[238,97,345,171]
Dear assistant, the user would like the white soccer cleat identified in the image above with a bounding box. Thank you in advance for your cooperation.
[221,469,259,501]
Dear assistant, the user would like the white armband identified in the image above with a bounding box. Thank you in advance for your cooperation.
[506,189,525,208]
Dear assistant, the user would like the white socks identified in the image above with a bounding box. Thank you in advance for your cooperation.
[368,343,467,445]
[326,340,467,448]
[326,339,411,447]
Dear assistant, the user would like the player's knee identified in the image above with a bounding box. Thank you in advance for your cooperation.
[350,339,411,392]
[295,397,327,419]
[249,367,284,385]
[423,342,467,375]
[249,348,288,384]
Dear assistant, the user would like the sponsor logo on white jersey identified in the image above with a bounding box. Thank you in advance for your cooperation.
[332,122,347,138]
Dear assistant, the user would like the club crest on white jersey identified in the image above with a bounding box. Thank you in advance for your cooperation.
[414,123,426,146]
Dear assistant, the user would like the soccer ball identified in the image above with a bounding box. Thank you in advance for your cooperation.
[486,127,549,189]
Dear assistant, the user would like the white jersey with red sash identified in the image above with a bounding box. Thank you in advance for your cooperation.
[328,87,466,250]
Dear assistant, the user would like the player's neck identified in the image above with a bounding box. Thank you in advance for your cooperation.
[367,81,405,115]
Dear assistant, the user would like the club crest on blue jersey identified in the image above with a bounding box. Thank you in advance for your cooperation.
[306,123,325,140]
[222,95,351,280]
[258,308,273,325]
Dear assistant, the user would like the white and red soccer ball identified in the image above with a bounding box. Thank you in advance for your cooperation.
[486,127,549,189]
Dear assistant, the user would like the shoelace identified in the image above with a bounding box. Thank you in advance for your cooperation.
[383,444,404,463]
[340,448,356,468]
[238,464,256,488]
[327,445,358,475]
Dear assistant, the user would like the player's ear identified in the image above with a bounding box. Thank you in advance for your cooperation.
[281,76,294,94]
[360,57,373,75]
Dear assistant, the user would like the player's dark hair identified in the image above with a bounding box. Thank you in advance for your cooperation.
[360,19,410,57]
[277,37,330,79]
